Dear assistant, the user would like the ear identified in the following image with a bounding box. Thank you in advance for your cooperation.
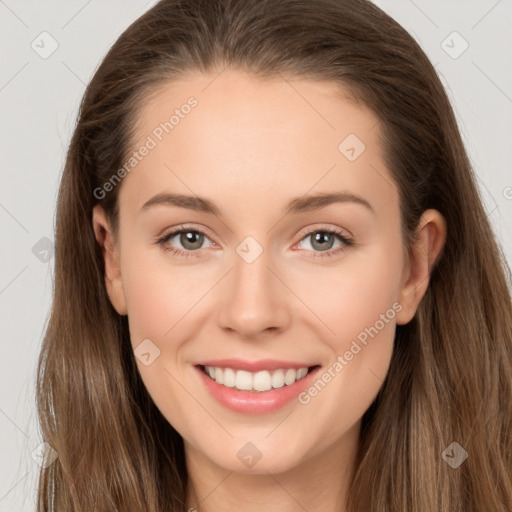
[395,209,447,325]
[92,205,128,315]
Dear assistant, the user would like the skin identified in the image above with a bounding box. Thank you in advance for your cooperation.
[93,68,446,512]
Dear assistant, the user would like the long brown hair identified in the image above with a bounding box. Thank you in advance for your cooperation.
[36,0,512,510]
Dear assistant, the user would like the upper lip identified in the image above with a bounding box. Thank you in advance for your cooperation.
[195,358,319,372]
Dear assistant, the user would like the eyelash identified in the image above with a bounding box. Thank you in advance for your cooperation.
[154,224,355,260]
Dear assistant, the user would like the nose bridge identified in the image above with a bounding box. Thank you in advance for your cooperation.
[217,235,290,338]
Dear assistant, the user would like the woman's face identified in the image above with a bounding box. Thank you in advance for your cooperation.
[94,68,443,475]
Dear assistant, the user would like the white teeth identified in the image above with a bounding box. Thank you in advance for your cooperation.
[223,368,236,387]
[235,370,253,391]
[297,367,308,379]
[214,367,224,384]
[203,365,311,392]
[254,371,272,391]
[271,370,285,389]
[284,368,296,385]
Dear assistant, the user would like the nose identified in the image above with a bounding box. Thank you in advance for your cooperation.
[216,246,291,340]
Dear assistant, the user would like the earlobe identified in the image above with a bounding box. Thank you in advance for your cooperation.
[395,209,447,325]
[92,205,128,315]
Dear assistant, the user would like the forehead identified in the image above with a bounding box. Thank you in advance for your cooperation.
[134,67,377,150]
[120,68,397,221]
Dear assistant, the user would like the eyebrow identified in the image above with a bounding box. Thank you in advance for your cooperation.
[139,191,375,216]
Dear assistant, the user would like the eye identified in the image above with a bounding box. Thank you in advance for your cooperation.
[155,225,214,259]
[294,226,354,260]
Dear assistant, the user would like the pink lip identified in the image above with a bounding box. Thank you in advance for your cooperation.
[195,358,317,372]
[194,364,321,414]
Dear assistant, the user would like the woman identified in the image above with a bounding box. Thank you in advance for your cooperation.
[36,0,512,510]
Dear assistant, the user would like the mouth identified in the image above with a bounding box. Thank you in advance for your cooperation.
[194,362,322,414]
[196,364,321,393]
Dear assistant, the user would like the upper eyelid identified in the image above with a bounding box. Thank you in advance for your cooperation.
[159,224,216,244]
[295,223,352,240]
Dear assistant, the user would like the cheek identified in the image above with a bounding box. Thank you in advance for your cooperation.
[288,236,404,349]
[291,238,402,420]
[120,241,203,345]
[120,249,199,428]
[123,272,176,345]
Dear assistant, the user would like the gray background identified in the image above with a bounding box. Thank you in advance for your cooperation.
[1,1,511,510]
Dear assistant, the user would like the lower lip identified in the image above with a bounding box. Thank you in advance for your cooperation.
[194,365,321,414]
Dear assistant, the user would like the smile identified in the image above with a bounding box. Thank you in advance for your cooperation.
[194,363,322,414]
